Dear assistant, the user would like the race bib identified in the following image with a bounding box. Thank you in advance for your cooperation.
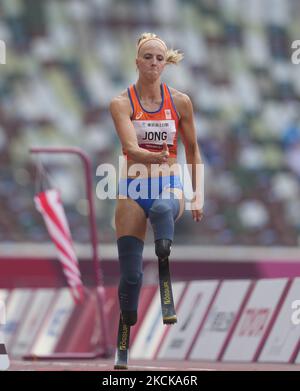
[133,120,176,146]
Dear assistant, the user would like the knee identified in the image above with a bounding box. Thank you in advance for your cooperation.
[149,201,172,221]
[121,271,143,286]
[149,196,180,223]
[117,235,144,273]
[118,235,144,287]
[148,197,179,242]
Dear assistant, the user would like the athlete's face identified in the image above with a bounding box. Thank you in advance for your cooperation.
[136,41,166,81]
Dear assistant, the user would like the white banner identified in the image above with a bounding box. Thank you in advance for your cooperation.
[222,279,288,362]
[130,282,186,360]
[259,278,300,363]
[12,289,57,356]
[30,289,75,355]
[190,280,252,361]
[3,289,33,351]
[158,281,219,360]
[0,290,9,326]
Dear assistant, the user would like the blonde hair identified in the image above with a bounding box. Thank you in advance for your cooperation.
[137,32,184,65]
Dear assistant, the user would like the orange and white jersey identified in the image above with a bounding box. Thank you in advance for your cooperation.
[124,83,180,159]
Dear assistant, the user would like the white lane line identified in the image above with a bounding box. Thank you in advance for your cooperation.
[130,365,177,370]
[130,364,216,371]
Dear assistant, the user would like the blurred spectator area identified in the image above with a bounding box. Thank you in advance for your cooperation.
[0,0,300,246]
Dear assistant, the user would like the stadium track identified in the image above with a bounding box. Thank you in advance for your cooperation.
[9,359,300,371]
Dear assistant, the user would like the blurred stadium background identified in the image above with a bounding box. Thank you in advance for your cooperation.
[1,0,300,371]
[1,0,300,246]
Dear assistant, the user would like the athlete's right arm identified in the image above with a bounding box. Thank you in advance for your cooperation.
[109,97,169,164]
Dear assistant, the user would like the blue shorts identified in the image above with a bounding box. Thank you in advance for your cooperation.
[117,175,183,217]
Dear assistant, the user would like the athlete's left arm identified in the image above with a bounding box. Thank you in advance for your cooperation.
[176,93,203,222]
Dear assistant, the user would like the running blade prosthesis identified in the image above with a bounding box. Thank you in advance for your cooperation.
[158,256,177,324]
[114,315,130,370]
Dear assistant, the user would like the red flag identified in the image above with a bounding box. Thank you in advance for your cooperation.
[34,189,85,303]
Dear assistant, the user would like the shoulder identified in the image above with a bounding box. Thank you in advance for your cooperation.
[109,90,132,117]
[167,87,193,116]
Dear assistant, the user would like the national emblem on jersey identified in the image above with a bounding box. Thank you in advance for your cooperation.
[164,109,171,120]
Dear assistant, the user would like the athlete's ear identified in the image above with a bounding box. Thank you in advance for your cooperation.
[135,57,139,73]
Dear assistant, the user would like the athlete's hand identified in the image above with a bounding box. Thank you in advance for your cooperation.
[190,194,203,222]
[151,141,169,164]
[192,207,203,222]
[160,142,170,161]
